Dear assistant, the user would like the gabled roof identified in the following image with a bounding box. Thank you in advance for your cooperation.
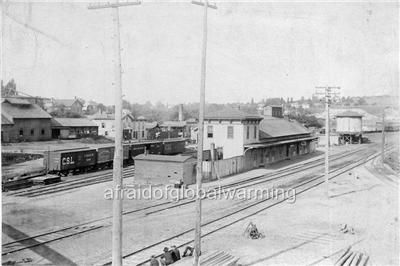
[123,113,134,121]
[1,114,14,125]
[134,154,194,163]
[205,108,262,121]
[336,111,363,118]
[2,101,51,120]
[51,118,98,128]
[54,99,83,107]
[160,121,187,128]
[259,117,310,139]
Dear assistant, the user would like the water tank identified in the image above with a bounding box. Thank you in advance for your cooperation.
[336,111,363,133]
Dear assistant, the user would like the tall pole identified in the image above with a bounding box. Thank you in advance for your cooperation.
[111,5,123,266]
[194,1,207,264]
[315,86,340,199]
[381,109,386,164]
[1,0,6,83]
[191,1,216,265]
[324,92,330,198]
[88,2,141,265]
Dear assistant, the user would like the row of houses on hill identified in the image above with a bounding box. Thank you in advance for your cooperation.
[1,97,200,142]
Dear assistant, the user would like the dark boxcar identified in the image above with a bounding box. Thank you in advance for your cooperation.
[97,146,115,167]
[148,142,162,154]
[60,149,97,171]
[162,139,185,155]
[45,148,97,175]
[131,143,146,158]
[123,144,134,165]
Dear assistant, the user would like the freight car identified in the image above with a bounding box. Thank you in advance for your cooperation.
[162,139,186,155]
[44,148,97,176]
[43,139,187,176]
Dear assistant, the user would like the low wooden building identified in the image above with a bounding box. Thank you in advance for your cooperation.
[134,154,197,185]
[1,98,52,142]
[51,118,98,139]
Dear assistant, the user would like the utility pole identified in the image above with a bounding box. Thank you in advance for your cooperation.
[191,1,216,265]
[315,86,340,198]
[88,1,141,266]
[381,107,390,164]
[381,110,385,163]
[1,0,7,83]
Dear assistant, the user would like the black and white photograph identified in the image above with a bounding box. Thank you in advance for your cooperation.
[1,0,399,265]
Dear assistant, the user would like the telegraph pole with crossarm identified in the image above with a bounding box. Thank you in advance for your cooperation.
[88,1,141,266]
[191,0,216,265]
[315,86,340,198]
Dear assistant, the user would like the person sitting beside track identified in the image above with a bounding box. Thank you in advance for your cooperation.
[150,255,160,266]
[170,245,181,262]
[161,247,175,265]
[182,246,194,257]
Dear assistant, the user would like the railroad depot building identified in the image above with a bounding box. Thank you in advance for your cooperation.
[1,98,52,142]
[201,107,317,180]
[245,116,318,166]
[203,108,263,159]
[51,118,98,139]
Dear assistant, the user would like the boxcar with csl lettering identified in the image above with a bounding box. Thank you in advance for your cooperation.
[44,148,97,176]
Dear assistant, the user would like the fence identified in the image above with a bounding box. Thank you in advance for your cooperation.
[202,154,256,181]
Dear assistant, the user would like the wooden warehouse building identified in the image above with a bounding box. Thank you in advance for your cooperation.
[1,98,52,142]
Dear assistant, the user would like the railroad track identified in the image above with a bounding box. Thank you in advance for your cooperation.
[112,148,389,266]
[7,167,135,197]
[1,145,376,257]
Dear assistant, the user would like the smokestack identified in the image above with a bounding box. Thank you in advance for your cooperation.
[178,104,183,122]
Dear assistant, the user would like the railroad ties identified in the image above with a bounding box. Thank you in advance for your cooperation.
[2,224,104,256]
[7,166,135,197]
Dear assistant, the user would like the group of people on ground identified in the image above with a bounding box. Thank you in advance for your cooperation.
[150,246,194,266]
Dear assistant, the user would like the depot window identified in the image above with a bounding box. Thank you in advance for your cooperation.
[246,126,250,139]
[227,126,234,139]
[207,125,213,138]
[30,129,34,136]
[254,126,257,138]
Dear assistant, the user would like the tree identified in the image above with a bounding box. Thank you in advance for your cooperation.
[1,79,17,97]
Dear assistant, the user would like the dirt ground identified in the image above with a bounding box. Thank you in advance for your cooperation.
[1,134,398,265]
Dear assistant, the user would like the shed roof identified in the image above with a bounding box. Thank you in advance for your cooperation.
[134,154,194,163]
[51,118,98,128]
[259,117,310,139]
[2,101,51,120]
[336,111,363,118]
[205,108,262,121]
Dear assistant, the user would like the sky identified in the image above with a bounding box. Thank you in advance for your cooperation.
[1,1,399,105]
